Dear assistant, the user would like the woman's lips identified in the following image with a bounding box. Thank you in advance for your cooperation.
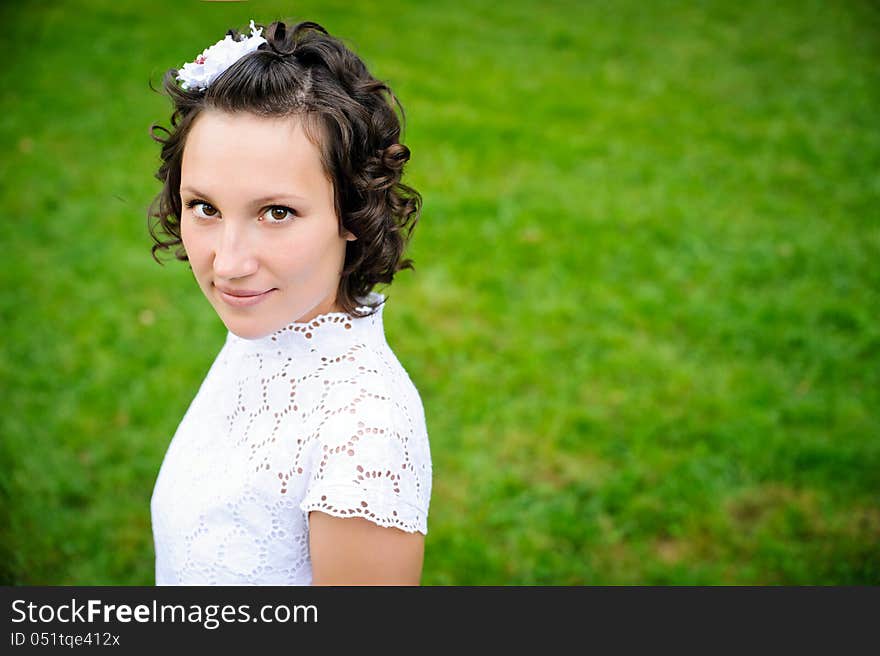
[216,286,277,307]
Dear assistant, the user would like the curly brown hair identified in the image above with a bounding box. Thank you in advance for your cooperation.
[146,19,422,318]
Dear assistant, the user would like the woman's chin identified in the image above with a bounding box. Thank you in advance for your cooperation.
[219,315,279,341]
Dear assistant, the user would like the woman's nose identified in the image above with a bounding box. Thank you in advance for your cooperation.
[212,221,259,280]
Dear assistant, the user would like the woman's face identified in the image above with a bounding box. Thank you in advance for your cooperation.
[179,110,355,339]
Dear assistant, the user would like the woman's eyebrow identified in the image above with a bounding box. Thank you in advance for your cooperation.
[180,187,210,198]
[250,192,310,205]
[180,187,308,204]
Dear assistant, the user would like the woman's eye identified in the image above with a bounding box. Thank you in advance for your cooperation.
[263,206,296,223]
[186,200,217,219]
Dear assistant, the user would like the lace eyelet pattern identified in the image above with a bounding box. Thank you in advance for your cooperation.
[150,292,432,585]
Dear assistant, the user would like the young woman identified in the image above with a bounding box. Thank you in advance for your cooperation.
[147,19,432,585]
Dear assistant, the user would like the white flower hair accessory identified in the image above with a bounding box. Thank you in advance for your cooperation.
[175,19,267,91]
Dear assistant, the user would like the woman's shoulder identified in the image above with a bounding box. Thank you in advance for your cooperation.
[299,339,432,535]
[317,340,427,436]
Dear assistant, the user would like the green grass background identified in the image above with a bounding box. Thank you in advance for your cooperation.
[1,0,878,585]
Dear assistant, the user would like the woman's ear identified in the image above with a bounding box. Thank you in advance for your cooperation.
[343,229,357,241]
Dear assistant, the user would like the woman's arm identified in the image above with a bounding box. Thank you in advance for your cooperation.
[308,511,425,585]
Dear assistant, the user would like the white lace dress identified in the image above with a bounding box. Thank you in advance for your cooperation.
[150,291,432,585]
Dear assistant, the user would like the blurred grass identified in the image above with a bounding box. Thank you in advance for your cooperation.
[0,0,878,585]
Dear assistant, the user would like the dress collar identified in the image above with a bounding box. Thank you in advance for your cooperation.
[224,291,387,358]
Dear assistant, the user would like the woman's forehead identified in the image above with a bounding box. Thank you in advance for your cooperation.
[181,110,328,197]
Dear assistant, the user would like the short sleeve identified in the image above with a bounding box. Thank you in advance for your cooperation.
[298,379,432,535]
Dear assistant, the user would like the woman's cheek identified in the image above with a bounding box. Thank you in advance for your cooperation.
[271,235,310,268]
[182,225,209,267]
